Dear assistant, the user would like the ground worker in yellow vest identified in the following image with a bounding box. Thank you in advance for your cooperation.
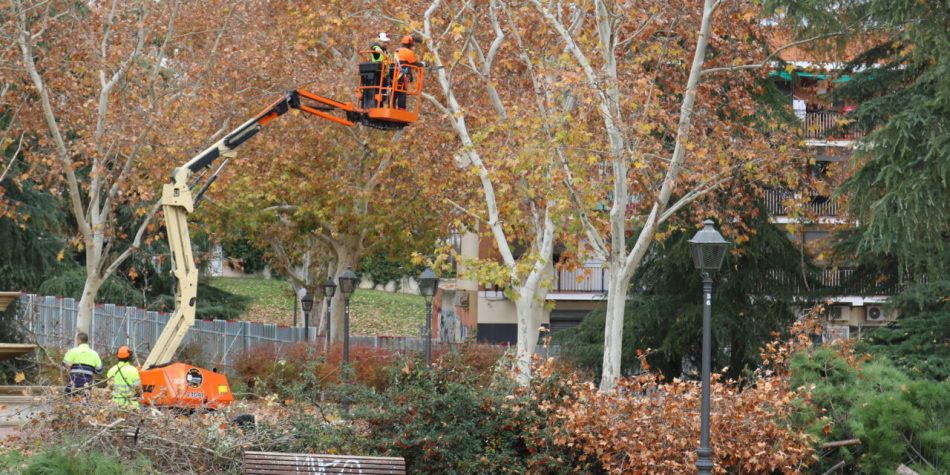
[106,346,141,408]
[61,332,103,399]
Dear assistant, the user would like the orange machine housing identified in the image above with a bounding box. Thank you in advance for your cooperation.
[140,362,233,410]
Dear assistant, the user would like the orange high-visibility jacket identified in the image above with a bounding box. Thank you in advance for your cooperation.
[396,47,417,65]
[394,47,418,87]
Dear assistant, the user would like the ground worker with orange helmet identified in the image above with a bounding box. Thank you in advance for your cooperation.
[106,346,141,408]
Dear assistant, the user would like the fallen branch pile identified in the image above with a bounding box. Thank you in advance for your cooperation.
[2,392,299,474]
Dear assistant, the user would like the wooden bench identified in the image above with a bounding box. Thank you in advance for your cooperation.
[243,451,406,474]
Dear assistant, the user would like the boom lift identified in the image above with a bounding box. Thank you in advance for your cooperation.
[140,57,423,410]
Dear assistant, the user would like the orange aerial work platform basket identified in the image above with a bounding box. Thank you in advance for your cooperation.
[356,52,424,127]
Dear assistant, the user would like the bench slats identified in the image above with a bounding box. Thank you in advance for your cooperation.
[246,452,403,461]
[245,462,404,471]
[245,468,404,475]
[245,468,403,475]
[244,451,405,475]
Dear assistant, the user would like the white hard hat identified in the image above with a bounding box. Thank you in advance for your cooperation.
[378,32,391,42]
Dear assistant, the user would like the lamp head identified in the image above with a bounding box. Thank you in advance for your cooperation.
[323,278,337,299]
[687,219,731,273]
[418,267,438,299]
[338,267,358,297]
[301,292,315,312]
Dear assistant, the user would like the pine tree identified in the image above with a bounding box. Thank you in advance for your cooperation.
[777,0,950,277]
[0,163,68,291]
[558,205,811,380]
[776,0,950,379]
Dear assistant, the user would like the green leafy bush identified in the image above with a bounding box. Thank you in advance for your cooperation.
[38,264,144,307]
[359,251,422,290]
[147,279,252,320]
[0,448,153,475]
[348,357,594,474]
[221,238,266,274]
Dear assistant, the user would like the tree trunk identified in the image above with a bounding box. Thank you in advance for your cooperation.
[597,0,719,392]
[76,272,103,335]
[329,240,359,343]
[600,263,630,391]
[513,257,553,385]
[317,296,329,337]
[514,291,536,384]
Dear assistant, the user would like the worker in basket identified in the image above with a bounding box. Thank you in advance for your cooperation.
[62,332,103,401]
[370,32,390,62]
[372,32,392,107]
[394,35,422,109]
[106,346,142,409]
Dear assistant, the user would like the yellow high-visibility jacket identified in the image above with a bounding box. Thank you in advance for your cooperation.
[106,361,141,408]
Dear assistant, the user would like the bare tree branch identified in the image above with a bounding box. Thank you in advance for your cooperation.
[14,0,92,238]
[701,31,851,76]
[102,201,160,277]
[424,0,515,268]
[445,197,485,223]
[503,2,608,260]
[0,132,24,183]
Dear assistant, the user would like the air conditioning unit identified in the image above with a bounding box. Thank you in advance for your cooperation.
[866,305,888,322]
[827,306,849,322]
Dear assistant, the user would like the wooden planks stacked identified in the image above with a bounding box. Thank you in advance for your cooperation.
[0,292,20,312]
[243,452,406,474]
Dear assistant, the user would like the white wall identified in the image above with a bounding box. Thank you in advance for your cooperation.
[358,276,420,295]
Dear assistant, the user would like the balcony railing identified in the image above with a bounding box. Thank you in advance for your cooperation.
[764,189,840,217]
[802,111,863,141]
[763,268,904,296]
[556,264,609,293]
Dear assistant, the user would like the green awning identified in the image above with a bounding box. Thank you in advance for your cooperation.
[769,71,851,82]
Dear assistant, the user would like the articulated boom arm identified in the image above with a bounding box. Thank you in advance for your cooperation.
[143,89,356,370]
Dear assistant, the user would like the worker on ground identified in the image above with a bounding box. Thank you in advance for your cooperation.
[106,346,141,409]
[61,332,103,400]
[370,32,390,62]
[394,35,421,109]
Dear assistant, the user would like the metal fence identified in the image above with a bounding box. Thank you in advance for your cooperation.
[13,294,435,373]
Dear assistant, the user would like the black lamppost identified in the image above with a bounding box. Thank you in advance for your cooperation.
[337,266,358,413]
[301,292,314,342]
[687,219,731,475]
[417,267,439,371]
[323,278,336,349]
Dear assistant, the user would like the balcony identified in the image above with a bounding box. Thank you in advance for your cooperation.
[764,189,840,218]
[802,111,863,141]
[556,263,609,293]
[763,268,904,296]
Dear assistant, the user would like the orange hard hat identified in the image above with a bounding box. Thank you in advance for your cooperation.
[401,35,414,46]
[117,346,132,359]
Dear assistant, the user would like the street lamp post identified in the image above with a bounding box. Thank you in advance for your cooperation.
[337,267,358,413]
[301,292,314,342]
[687,219,731,475]
[417,268,439,371]
[323,278,336,349]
